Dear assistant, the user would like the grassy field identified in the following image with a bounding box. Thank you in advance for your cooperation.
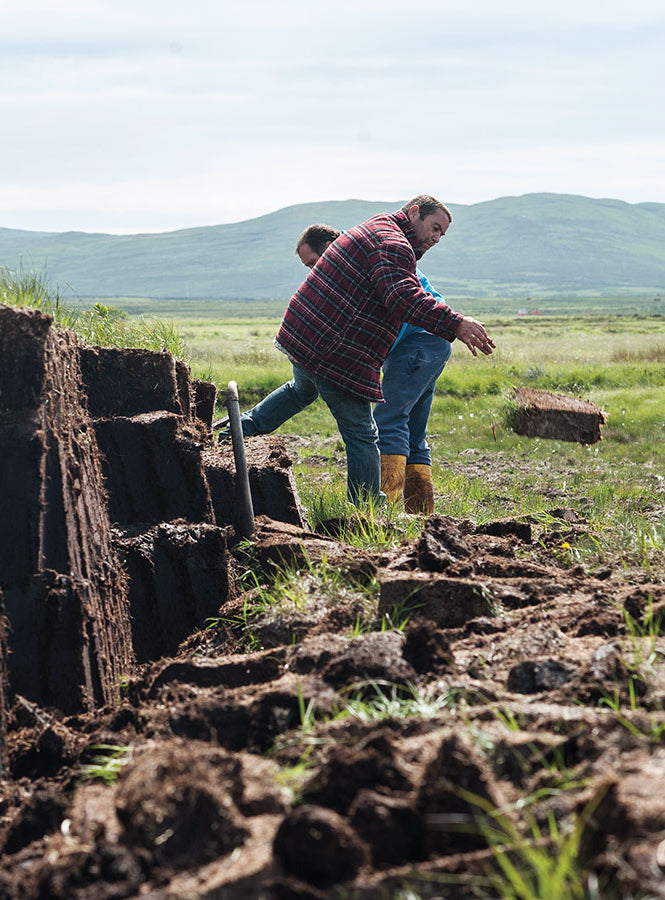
[3,267,663,571]
[84,293,665,319]
[181,310,665,572]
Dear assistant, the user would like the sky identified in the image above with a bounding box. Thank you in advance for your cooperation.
[1,0,664,234]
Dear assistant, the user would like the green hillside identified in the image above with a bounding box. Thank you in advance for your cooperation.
[1,194,664,301]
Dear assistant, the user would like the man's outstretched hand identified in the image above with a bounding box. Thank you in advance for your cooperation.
[455,317,496,356]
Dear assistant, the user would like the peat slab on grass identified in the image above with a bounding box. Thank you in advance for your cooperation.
[511,386,606,444]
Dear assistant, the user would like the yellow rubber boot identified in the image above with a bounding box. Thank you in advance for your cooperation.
[380,454,407,504]
[404,463,435,515]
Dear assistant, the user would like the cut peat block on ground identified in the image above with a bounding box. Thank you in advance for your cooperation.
[511,387,606,444]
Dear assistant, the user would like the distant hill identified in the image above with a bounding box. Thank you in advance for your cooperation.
[1,194,664,300]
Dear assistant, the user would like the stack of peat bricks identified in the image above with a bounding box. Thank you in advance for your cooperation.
[0,305,306,751]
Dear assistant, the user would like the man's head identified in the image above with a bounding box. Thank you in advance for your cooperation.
[295,223,341,268]
[401,195,452,257]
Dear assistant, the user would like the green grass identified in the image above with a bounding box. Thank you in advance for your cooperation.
[80,744,132,784]
[7,270,662,573]
[333,681,460,723]
[1,267,185,357]
[184,311,665,570]
[301,486,426,548]
[212,548,381,650]
[288,681,460,740]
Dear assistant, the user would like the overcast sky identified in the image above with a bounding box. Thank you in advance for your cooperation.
[1,0,663,233]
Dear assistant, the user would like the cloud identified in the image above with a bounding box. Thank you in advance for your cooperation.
[1,0,663,232]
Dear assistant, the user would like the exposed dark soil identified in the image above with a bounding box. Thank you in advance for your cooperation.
[1,306,665,899]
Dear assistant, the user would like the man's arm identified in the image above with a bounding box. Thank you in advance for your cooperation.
[370,244,494,355]
[415,268,443,302]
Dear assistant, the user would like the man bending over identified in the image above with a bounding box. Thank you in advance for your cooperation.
[228,195,494,506]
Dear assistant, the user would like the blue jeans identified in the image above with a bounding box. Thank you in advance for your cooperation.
[374,332,452,465]
[239,362,382,505]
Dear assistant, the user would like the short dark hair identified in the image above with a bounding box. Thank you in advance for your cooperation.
[295,223,341,256]
[401,195,453,224]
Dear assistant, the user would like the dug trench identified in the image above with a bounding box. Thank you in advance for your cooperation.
[1,304,664,899]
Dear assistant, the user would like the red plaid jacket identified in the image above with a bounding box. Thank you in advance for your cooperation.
[276,209,463,401]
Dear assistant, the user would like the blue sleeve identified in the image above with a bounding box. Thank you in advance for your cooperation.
[387,270,445,355]
[416,268,444,302]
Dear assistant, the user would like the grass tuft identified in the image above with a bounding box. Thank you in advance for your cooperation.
[1,267,185,357]
[80,744,131,784]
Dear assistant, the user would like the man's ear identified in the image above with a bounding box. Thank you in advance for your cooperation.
[406,204,420,223]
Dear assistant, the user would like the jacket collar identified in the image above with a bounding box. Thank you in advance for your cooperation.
[393,208,422,259]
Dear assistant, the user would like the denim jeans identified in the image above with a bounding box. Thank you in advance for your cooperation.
[374,331,452,465]
[239,362,382,505]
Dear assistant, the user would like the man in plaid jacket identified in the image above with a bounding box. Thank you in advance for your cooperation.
[235,195,494,505]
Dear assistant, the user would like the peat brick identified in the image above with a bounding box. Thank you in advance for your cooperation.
[203,437,308,530]
[302,733,412,816]
[93,412,214,527]
[402,619,455,675]
[274,805,368,888]
[193,379,217,429]
[320,631,416,690]
[476,518,532,543]
[175,359,194,419]
[511,387,606,444]
[0,305,52,411]
[115,522,233,663]
[416,516,472,572]
[0,603,8,777]
[350,790,425,867]
[0,307,134,713]
[115,741,249,869]
[415,732,509,856]
[80,346,182,418]
[3,570,132,713]
[0,412,44,584]
[507,659,577,693]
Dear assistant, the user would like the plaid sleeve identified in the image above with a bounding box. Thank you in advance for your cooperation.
[367,242,463,341]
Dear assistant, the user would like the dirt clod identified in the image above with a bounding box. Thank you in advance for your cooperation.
[506,659,577,693]
[115,741,248,870]
[273,805,368,887]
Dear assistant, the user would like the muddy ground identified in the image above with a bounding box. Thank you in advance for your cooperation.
[1,307,665,899]
[2,509,665,899]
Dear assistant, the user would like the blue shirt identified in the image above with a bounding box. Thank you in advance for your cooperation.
[390,269,445,350]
